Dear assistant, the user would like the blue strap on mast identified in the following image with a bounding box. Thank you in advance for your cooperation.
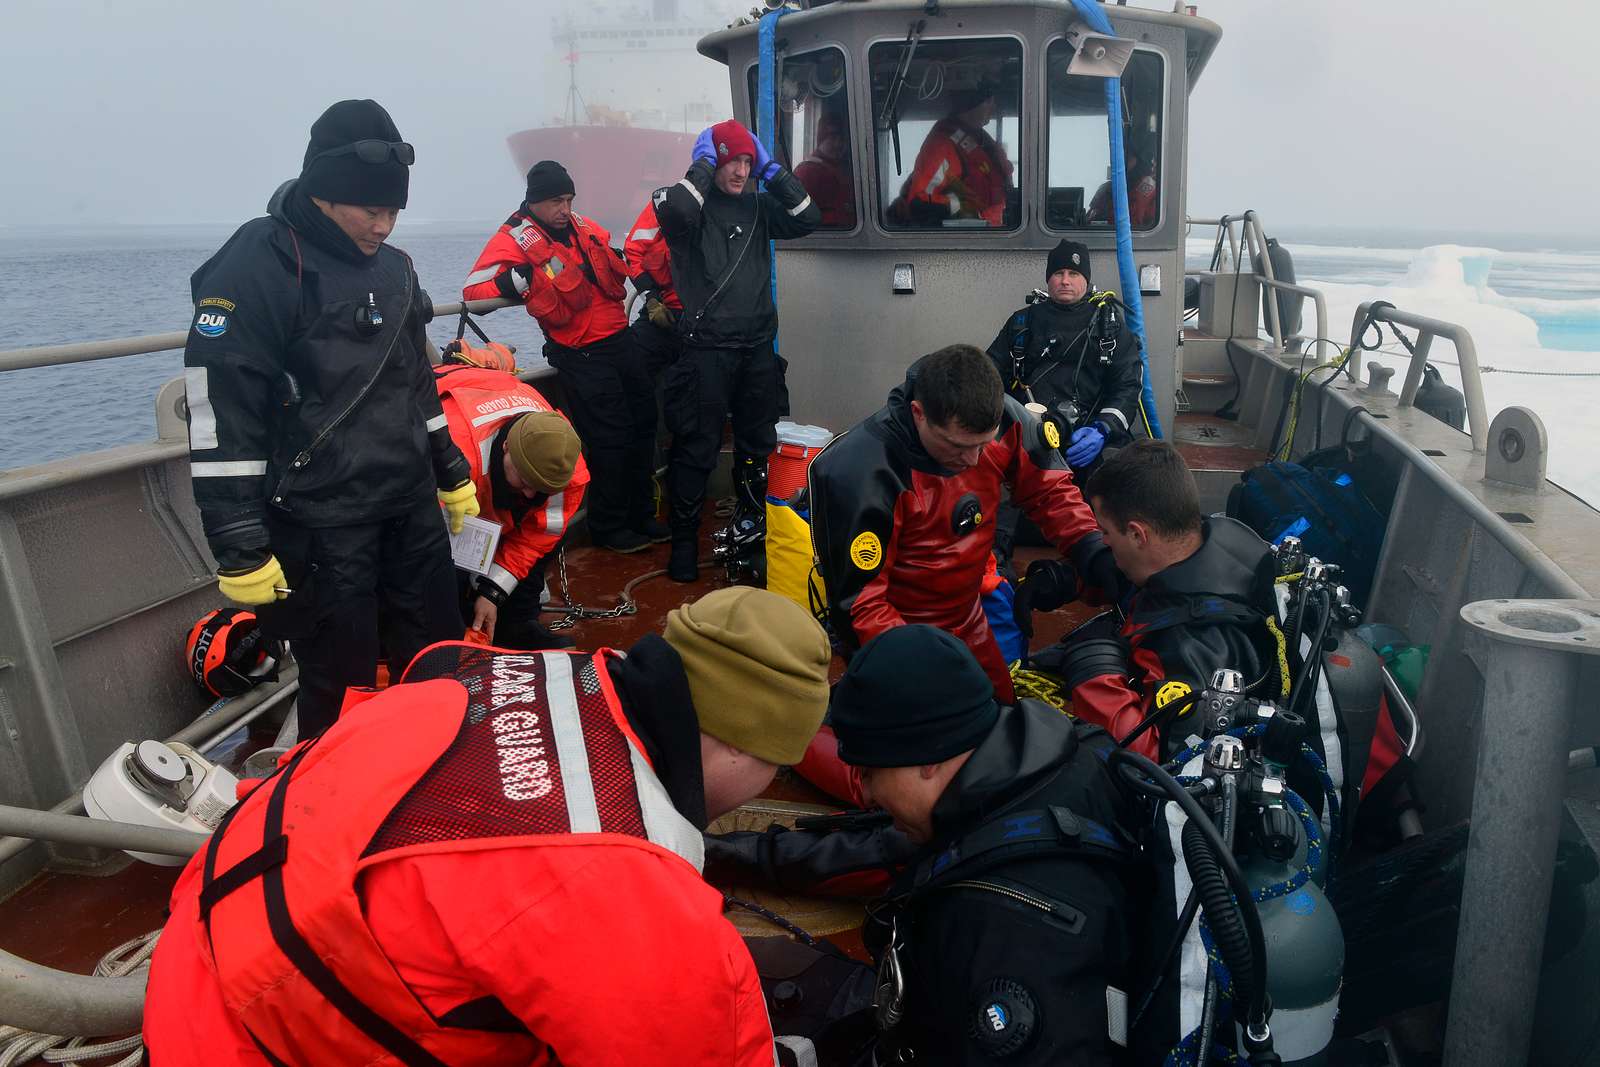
[758,9,785,360]
[1067,0,1163,438]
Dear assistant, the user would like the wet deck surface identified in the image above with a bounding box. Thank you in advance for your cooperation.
[0,414,1267,981]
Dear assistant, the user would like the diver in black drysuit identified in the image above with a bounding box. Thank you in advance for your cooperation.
[985,239,1145,569]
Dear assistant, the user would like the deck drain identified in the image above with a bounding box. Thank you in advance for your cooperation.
[1496,511,1535,524]
[1422,449,1447,457]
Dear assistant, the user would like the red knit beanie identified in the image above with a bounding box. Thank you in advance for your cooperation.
[711,119,757,164]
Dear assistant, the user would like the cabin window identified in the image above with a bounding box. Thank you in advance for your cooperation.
[1045,44,1164,231]
[867,36,1023,231]
[746,47,857,230]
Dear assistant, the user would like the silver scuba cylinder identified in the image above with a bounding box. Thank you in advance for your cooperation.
[1239,807,1344,1067]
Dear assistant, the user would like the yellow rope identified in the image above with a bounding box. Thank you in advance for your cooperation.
[1264,617,1293,699]
[1010,662,1069,711]
[1277,348,1353,461]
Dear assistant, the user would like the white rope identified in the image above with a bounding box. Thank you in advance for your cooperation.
[0,931,158,1066]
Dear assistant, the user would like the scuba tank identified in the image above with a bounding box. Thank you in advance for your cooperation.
[1272,540,1384,856]
[1118,666,1345,1066]
[1240,839,1343,1066]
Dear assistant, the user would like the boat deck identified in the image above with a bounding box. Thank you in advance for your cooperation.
[0,412,1266,1004]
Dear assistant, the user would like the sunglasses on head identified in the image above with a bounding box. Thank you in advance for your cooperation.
[311,139,415,166]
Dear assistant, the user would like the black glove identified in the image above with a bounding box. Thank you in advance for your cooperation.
[704,820,917,894]
[1070,532,1128,605]
[1012,559,1079,641]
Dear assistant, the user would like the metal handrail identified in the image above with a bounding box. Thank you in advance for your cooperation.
[1182,264,1331,364]
[1349,301,1490,454]
[0,297,517,374]
[1186,211,1285,351]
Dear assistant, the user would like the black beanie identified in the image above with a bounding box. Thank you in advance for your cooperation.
[299,99,409,209]
[830,625,1000,768]
[1047,239,1091,283]
[525,160,576,205]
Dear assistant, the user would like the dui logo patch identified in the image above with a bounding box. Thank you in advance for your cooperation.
[849,531,883,571]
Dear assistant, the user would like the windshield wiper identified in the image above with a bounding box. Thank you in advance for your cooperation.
[877,17,926,173]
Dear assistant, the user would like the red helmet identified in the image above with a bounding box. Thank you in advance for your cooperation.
[184,608,282,698]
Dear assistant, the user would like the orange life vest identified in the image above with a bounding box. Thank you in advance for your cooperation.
[192,644,697,1065]
[464,212,629,349]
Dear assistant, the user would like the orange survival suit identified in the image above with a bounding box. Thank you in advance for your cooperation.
[462,210,629,348]
[433,364,588,602]
[142,643,777,1067]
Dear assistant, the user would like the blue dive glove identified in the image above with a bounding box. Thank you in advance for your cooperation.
[1066,422,1108,468]
[752,133,780,181]
[692,126,717,168]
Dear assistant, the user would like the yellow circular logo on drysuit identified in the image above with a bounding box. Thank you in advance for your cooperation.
[1042,421,1061,450]
[1155,680,1194,715]
[849,531,883,571]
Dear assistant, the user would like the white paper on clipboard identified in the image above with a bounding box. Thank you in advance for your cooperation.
[446,512,502,577]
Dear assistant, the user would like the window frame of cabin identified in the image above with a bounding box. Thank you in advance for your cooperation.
[863,32,1028,236]
[1039,39,1169,236]
[743,44,862,235]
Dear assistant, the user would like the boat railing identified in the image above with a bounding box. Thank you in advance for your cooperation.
[1347,301,1491,454]
[1187,214,1492,452]
[0,296,521,376]
[1186,210,1335,357]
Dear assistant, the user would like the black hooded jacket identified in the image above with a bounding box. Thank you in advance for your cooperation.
[868,703,1141,1066]
[984,295,1145,439]
[656,161,820,348]
[183,180,469,570]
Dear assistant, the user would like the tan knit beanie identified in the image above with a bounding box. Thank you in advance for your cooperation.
[663,587,832,765]
[505,411,581,494]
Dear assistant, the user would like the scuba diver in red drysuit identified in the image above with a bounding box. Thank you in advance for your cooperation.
[803,345,1122,802]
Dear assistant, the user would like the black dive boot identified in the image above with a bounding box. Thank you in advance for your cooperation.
[667,493,702,583]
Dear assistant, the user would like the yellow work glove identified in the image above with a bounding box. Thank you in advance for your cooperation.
[438,479,480,535]
[217,555,287,606]
[646,295,677,331]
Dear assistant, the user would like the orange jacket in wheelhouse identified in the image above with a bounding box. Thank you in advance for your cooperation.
[434,364,589,601]
[462,210,629,349]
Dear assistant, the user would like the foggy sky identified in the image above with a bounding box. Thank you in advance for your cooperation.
[2,0,1596,238]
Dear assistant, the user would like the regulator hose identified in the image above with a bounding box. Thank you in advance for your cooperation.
[1109,748,1275,1042]
[1183,816,1257,1015]
[1288,587,1334,724]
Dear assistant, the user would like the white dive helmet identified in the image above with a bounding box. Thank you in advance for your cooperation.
[82,740,239,866]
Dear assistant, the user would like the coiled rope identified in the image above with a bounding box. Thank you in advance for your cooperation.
[0,930,159,1067]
